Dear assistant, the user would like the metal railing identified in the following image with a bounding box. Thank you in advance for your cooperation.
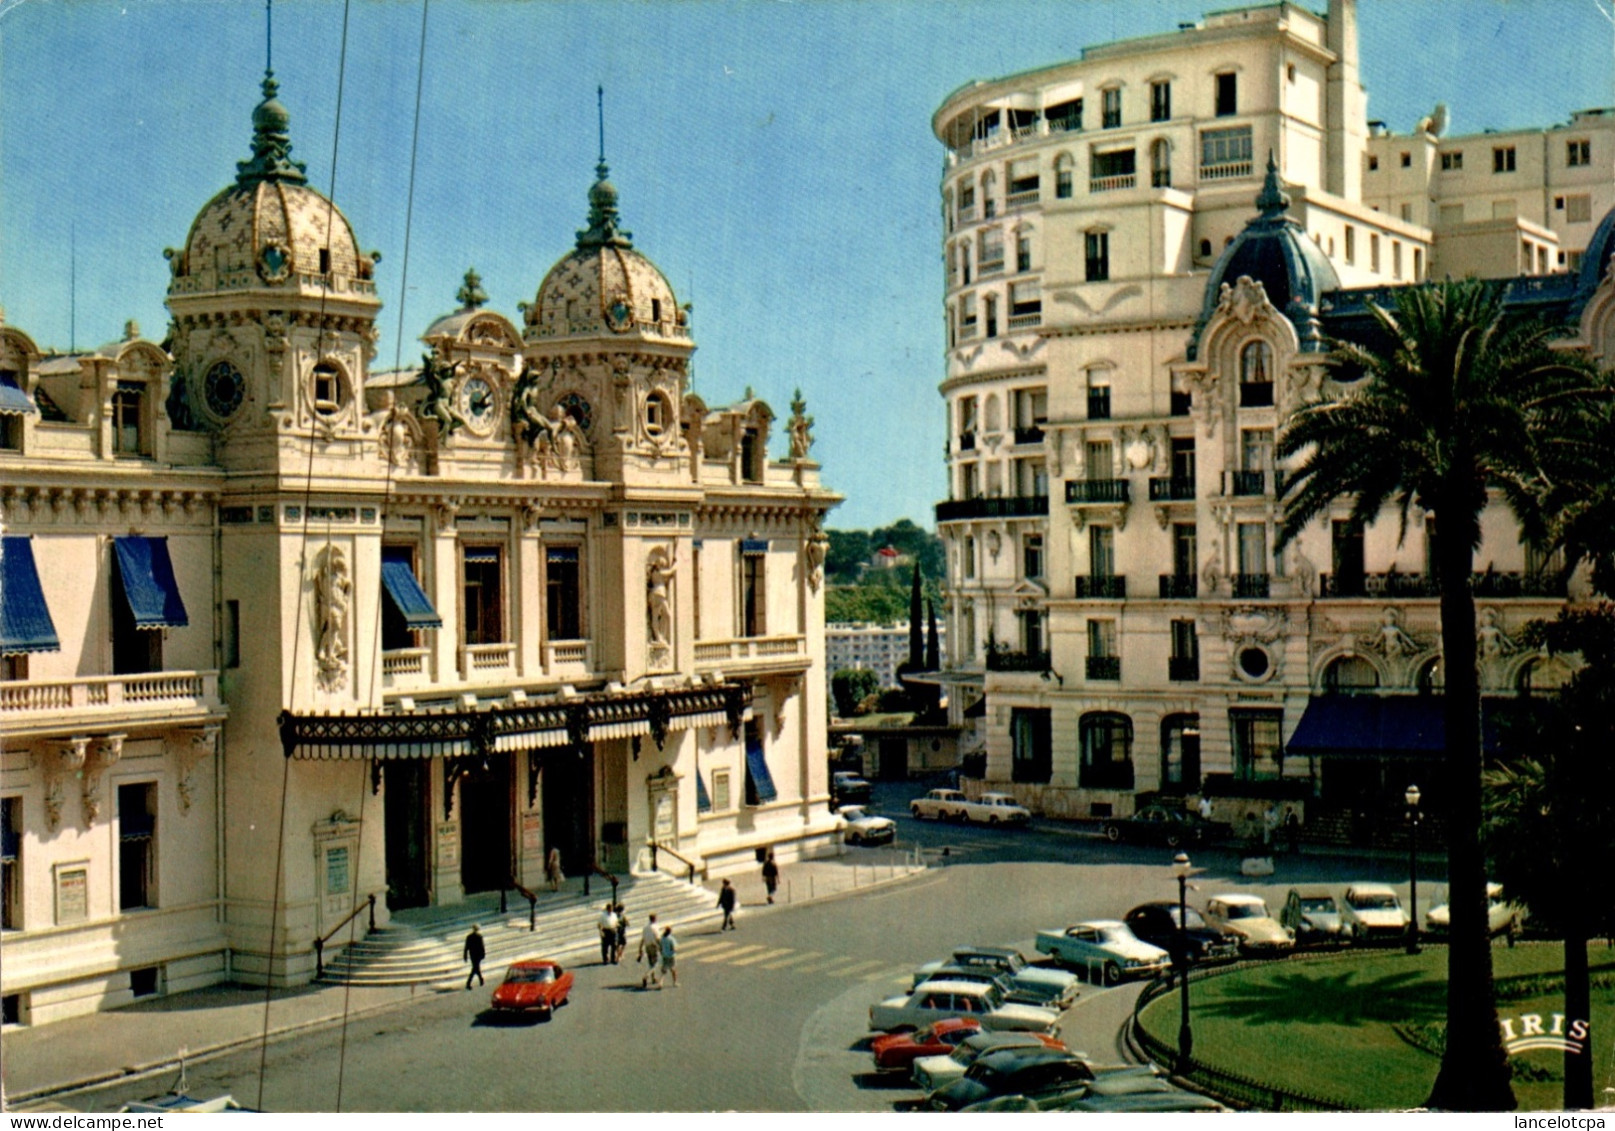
[985,647,1051,673]
[1232,573,1271,598]
[935,495,1049,522]
[500,878,537,932]
[1086,655,1121,681]
[1159,574,1199,599]
[647,841,699,883]
[1149,476,1196,501]
[1228,470,1267,496]
[585,861,619,903]
[1013,425,1044,445]
[1066,478,1130,504]
[1169,656,1201,681]
[313,892,378,979]
[1074,574,1128,599]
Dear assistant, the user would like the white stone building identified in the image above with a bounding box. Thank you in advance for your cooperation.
[1,72,839,1024]
[932,0,1612,831]
[827,622,949,690]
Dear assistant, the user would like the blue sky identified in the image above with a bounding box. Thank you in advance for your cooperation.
[1,1,1610,529]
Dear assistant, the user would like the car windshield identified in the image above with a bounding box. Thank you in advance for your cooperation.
[1158,907,1207,929]
[1351,892,1399,910]
[963,951,1022,972]
[1222,903,1267,920]
[910,1024,939,1043]
[1098,925,1136,943]
[506,966,555,983]
[1299,898,1336,914]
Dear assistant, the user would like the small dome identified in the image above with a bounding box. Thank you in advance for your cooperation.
[527,162,683,341]
[1189,154,1340,358]
[1572,204,1615,311]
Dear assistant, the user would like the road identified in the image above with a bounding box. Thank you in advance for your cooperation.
[66,781,1436,1112]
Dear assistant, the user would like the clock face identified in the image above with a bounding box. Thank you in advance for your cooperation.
[203,360,245,420]
[457,375,498,436]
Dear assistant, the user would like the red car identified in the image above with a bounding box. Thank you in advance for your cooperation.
[869,1017,983,1072]
[490,959,574,1017]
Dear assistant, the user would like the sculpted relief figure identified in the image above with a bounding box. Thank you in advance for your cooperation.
[646,544,677,653]
[316,545,353,691]
[552,406,585,472]
[1371,606,1419,658]
[1478,607,1518,659]
[788,388,815,461]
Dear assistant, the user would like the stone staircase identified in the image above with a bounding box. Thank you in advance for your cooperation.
[319,872,720,986]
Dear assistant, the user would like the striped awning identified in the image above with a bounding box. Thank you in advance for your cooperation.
[281,682,750,760]
[2,536,59,654]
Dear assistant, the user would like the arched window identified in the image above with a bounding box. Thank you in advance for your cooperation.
[1239,341,1274,408]
[1199,238,1213,259]
[1080,711,1134,790]
[1054,154,1075,199]
[1160,713,1200,793]
[1517,656,1573,696]
[1151,139,1172,188]
[1322,655,1379,694]
[1416,656,1444,695]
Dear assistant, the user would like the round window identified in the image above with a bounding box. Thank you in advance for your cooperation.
[1239,647,1270,679]
[203,360,245,419]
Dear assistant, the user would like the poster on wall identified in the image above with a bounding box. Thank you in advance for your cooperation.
[435,822,459,869]
[54,864,89,925]
[521,813,543,855]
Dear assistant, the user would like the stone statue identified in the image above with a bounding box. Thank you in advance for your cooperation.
[1478,607,1517,659]
[552,406,585,472]
[805,525,829,594]
[316,545,352,690]
[1201,551,1223,594]
[646,545,676,650]
[371,390,418,469]
[788,388,815,460]
[1371,606,1418,658]
[418,352,466,437]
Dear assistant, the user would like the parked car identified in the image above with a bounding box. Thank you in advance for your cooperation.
[911,788,969,821]
[1034,920,1172,984]
[912,946,1081,1009]
[1123,902,1239,963]
[869,1017,983,1073]
[911,1030,1067,1094]
[1203,894,1294,954]
[1341,883,1409,941]
[830,771,872,806]
[960,1070,1180,1112]
[1424,881,1525,937]
[1281,888,1348,946]
[967,792,1033,826]
[928,1049,1096,1111]
[1045,1090,1231,1114]
[489,959,574,1017]
[837,804,896,846]
[1102,804,1212,847]
[868,979,1061,1034]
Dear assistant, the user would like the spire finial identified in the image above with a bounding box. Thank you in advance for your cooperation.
[266,0,273,74]
[598,85,606,166]
[1255,150,1290,217]
[576,88,632,250]
[237,56,307,186]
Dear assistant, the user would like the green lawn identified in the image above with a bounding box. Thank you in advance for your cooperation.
[1136,942,1615,1111]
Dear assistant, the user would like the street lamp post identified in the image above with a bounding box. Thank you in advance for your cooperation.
[1173,851,1194,1073]
[1405,784,1422,956]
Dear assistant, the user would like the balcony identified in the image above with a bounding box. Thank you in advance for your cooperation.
[382,648,431,687]
[958,432,976,451]
[1228,470,1267,496]
[1232,573,1271,598]
[1317,571,1568,598]
[1013,425,1045,445]
[958,320,978,340]
[1169,656,1201,682]
[1090,173,1136,193]
[694,634,808,671]
[544,639,592,673]
[1148,477,1195,501]
[0,670,224,736]
[460,642,515,679]
[1473,571,1568,598]
[1201,160,1253,181]
[1007,311,1043,330]
[1066,479,1130,504]
[1086,655,1121,681]
[1239,381,1275,408]
[936,495,1049,522]
[1158,574,1199,599]
[979,256,1005,276]
[986,647,1051,673]
[1074,575,1127,599]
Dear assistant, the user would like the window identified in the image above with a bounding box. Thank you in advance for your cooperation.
[118,783,156,910]
[741,542,766,637]
[1008,158,1039,200]
[1331,520,1365,596]
[1214,72,1237,116]
[545,548,582,639]
[1171,436,1196,485]
[1046,99,1082,133]
[1171,389,1192,416]
[1172,523,1197,581]
[742,717,778,805]
[1568,139,1591,167]
[1022,534,1043,580]
[1085,231,1110,281]
[1090,148,1135,189]
[312,362,343,415]
[462,546,505,645]
[960,292,978,336]
[224,599,241,668]
[111,382,146,456]
[1101,87,1121,129]
[1080,712,1134,790]
[1392,240,1402,279]
[1565,194,1593,223]
[1199,126,1252,174]
[1161,714,1201,792]
[644,392,671,437]
[1169,619,1199,682]
[1399,203,1412,222]
[1055,158,1074,199]
[1087,380,1111,420]
[1440,151,1463,171]
[1238,341,1273,407]
[740,427,764,482]
[982,171,997,218]
[1089,525,1116,579]
[1016,233,1033,273]
[984,295,998,339]
[1399,151,1411,168]
[1015,457,1047,497]
[978,228,1004,272]
[1231,709,1283,780]
[958,182,976,216]
[1150,139,1171,187]
[963,534,976,579]
[691,542,702,639]
[1493,146,1516,173]
[1369,232,1381,273]
[1150,81,1171,122]
[1,797,19,930]
[1367,154,1379,172]
[1085,440,1114,481]
[1010,707,1052,784]
[961,462,979,500]
[1414,247,1423,281]
[381,545,442,651]
[1019,608,1045,656]
[1086,618,1118,680]
[112,537,190,676]
[1439,203,1465,226]
[1237,522,1268,584]
[1344,225,1356,263]
[1009,280,1041,321]
[1323,655,1379,693]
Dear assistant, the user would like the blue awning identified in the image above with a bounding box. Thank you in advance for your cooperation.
[1287,695,1508,759]
[741,539,769,555]
[546,546,579,563]
[0,372,37,417]
[2,536,60,653]
[744,731,778,804]
[112,536,189,629]
[696,771,712,813]
[380,549,442,630]
[463,546,501,564]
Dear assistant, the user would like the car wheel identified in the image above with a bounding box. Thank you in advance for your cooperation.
[1103,962,1122,986]
[911,806,923,820]
[1104,825,1121,842]
[988,815,1000,826]
[1165,832,1182,848]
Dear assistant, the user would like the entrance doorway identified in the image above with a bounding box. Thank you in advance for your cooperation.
[459,753,513,895]
[878,738,908,781]
[543,746,594,879]
[383,761,431,911]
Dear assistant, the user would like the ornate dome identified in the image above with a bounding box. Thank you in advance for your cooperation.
[1189,153,1341,358]
[527,161,684,341]
[168,73,368,292]
[1572,203,1615,312]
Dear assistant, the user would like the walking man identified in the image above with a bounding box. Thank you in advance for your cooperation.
[660,925,679,988]
[640,912,662,988]
[463,924,485,990]
[717,878,738,930]
[598,901,619,965]
[761,851,780,905]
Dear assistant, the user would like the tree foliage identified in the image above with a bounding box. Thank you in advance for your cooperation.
[830,668,880,718]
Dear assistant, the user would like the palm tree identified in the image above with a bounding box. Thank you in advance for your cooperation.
[1276,278,1604,1112]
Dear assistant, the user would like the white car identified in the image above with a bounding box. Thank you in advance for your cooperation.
[1034,921,1172,983]
[1341,883,1410,940]
[1202,894,1294,954]
[912,1030,1066,1094]
[966,792,1032,826]
[869,979,1060,1034]
[1425,882,1523,936]
[911,788,969,821]
[838,804,896,846]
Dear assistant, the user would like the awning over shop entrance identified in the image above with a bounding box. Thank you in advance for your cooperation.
[1287,694,1517,759]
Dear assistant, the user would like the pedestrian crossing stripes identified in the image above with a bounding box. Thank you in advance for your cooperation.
[661,935,910,982]
[726,946,795,967]
[759,950,820,970]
